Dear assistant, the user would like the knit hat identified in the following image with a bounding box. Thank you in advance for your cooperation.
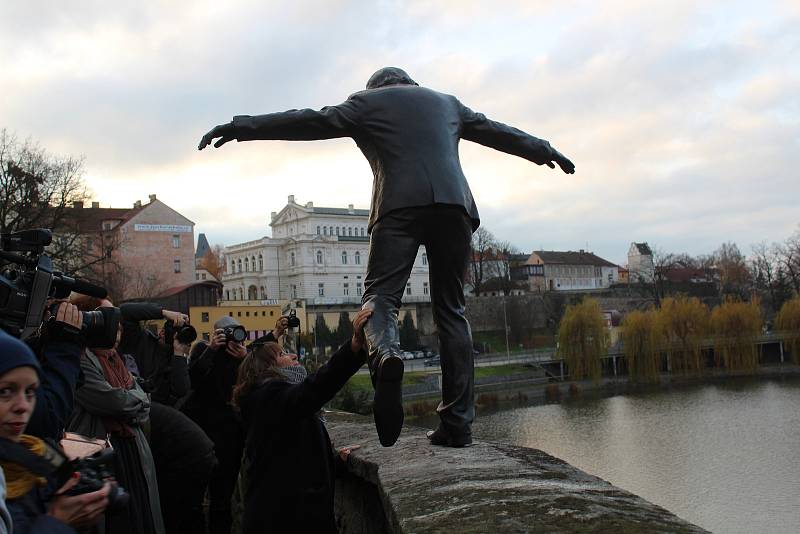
[0,330,42,378]
[214,316,241,330]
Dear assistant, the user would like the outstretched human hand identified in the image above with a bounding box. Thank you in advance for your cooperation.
[198,123,235,150]
[545,149,575,174]
[350,308,373,353]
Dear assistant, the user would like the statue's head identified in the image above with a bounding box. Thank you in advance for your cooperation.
[366,67,418,89]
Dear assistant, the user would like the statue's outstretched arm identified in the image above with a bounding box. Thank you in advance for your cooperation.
[459,102,575,174]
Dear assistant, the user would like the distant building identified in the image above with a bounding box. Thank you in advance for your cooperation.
[524,250,619,291]
[195,233,211,267]
[190,300,305,342]
[222,195,431,304]
[628,242,654,282]
[63,195,196,300]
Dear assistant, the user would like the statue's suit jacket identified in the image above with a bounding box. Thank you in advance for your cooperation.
[231,84,559,232]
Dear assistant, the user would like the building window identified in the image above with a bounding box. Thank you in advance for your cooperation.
[406,282,412,295]
[329,226,333,235]
[201,273,207,280]
[237,311,242,317]
[324,227,328,236]
[422,253,428,266]
[201,312,209,322]
[291,284,298,298]
[318,283,324,296]
[360,227,365,236]
[291,251,296,266]
[343,283,349,296]
[174,259,181,273]
[348,227,352,236]
[336,227,340,236]
[355,251,361,265]
[238,287,243,300]
[316,250,323,264]
[356,282,362,296]
[317,226,321,235]
[195,273,200,280]
[341,251,347,264]
[245,257,249,272]
[226,290,230,300]
[246,311,250,317]
[238,259,242,273]
[260,286,266,299]
[258,254,263,271]
[423,282,429,295]
[251,256,256,270]
[202,332,210,341]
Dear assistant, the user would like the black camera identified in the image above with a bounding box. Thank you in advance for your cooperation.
[164,320,197,346]
[223,325,247,343]
[0,228,120,345]
[287,309,301,328]
[63,449,130,511]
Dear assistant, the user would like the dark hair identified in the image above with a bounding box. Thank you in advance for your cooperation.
[232,342,283,408]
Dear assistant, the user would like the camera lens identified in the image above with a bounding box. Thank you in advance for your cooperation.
[232,326,247,342]
[176,325,197,344]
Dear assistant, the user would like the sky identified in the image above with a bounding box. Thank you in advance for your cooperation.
[3,0,798,266]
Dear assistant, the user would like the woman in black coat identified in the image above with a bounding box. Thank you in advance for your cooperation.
[232,309,371,534]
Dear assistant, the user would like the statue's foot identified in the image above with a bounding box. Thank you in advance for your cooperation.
[426,425,473,448]
[373,354,404,447]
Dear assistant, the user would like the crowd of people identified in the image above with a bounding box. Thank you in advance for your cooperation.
[1,297,371,534]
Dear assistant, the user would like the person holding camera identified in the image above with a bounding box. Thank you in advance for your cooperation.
[67,297,165,534]
[182,315,286,534]
[231,309,371,533]
[0,330,111,534]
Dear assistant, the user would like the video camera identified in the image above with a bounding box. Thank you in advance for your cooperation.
[0,228,120,346]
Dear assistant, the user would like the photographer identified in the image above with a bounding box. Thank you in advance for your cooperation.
[23,302,85,442]
[0,330,110,534]
[231,309,371,533]
[67,297,164,534]
[182,315,286,534]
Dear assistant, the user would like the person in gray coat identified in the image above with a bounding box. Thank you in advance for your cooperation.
[67,298,164,534]
[199,66,575,448]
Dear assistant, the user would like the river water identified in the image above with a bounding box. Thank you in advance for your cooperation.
[430,377,800,533]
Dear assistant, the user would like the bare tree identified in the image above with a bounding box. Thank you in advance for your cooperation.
[750,242,791,315]
[494,240,522,295]
[774,229,800,295]
[714,242,750,299]
[468,227,496,296]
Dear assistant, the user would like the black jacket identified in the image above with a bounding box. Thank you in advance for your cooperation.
[238,342,366,534]
[230,70,560,232]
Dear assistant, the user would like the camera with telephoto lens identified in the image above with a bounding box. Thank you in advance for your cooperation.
[164,320,197,346]
[0,228,120,345]
[62,449,130,511]
[223,325,247,343]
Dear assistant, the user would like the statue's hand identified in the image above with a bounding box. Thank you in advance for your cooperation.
[198,123,235,150]
[548,149,575,174]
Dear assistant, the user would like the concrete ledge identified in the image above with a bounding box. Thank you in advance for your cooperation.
[328,411,707,533]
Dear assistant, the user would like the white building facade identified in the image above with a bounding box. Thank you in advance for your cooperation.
[627,242,655,282]
[222,196,431,305]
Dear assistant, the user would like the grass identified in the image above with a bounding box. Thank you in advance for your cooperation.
[347,363,537,392]
[474,364,533,379]
[347,370,431,391]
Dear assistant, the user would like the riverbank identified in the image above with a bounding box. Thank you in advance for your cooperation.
[401,363,800,417]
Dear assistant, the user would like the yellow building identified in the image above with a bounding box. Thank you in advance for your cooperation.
[190,300,308,342]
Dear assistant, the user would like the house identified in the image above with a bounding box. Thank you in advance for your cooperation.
[222,195,431,304]
[61,195,196,300]
[524,250,619,291]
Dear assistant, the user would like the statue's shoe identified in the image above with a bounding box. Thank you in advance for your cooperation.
[426,426,473,448]
[372,354,404,447]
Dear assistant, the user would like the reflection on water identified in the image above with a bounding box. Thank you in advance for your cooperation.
[439,378,800,533]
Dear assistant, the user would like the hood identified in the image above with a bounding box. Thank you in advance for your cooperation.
[366,67,418,89]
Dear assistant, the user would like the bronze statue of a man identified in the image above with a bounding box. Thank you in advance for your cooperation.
[199,67,574,447]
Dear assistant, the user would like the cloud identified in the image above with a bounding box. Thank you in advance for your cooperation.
[2,0,798,266]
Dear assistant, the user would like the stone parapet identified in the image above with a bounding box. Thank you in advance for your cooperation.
[328,411,707,533]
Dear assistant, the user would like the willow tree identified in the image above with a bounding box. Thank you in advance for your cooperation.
[657,296,709,373]
[710,298,763,371]
[621,309,662,383]
[557,298,609,382]
[775,296,800,363]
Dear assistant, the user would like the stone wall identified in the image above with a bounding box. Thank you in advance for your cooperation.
[328,412,707,533]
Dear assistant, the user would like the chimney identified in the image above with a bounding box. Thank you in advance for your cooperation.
[148,194,157,203]
[270,211,277,221]
[91,201,99,209]
[348,204,354,214]
[72,201,84,209]
[305,201,313,209]
[134,200,142,208]
[288,195,295,204]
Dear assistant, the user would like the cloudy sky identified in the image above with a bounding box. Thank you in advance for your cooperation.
[3,0,798,265]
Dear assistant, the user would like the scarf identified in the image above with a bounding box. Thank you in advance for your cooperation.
[0,435,48,499]
[93,348,136,437]
[278,365,308,384]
